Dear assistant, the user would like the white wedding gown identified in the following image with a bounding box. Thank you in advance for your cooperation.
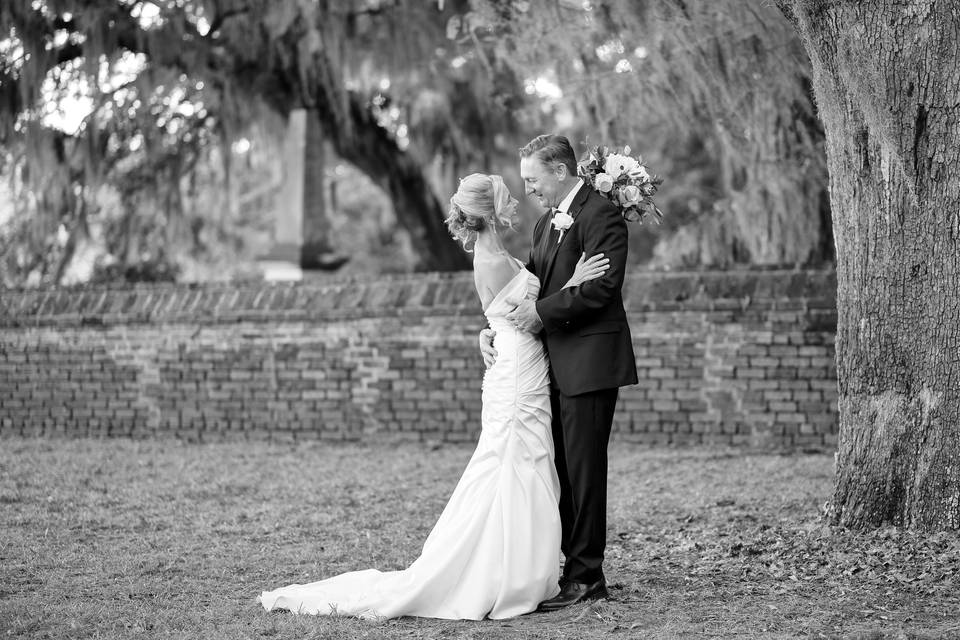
[259,266,561,620]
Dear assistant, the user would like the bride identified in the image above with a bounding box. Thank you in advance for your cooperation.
[258,173,609,620]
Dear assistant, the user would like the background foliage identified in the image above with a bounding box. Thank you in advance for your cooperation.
[0,0,831,287]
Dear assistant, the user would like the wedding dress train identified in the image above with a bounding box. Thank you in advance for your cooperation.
[259,266,561,620]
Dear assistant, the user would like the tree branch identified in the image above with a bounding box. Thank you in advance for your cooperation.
[207,4,250,34]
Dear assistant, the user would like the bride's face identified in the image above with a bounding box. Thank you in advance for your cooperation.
[520,157,564,210]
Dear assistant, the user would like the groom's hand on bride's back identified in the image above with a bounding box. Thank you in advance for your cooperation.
[504,298,543,334]
[479,328,497,368]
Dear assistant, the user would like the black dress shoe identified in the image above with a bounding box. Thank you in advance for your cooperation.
[537,578,608,612]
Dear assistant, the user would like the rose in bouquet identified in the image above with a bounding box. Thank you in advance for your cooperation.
[577,144,663,223]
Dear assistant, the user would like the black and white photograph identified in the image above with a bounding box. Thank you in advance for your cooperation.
[2,1,959,638]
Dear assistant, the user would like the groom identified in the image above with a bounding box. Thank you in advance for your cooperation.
[480,134,637,611]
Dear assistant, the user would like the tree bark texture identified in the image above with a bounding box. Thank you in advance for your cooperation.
[785,0,960,528]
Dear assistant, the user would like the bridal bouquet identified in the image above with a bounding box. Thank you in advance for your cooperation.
[577,145,663,223]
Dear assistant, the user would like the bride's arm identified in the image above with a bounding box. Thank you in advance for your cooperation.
[535,198,627,333]
[563,253,609,289]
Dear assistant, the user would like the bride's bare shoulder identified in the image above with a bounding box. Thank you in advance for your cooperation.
[474,252,519,278]
[473,253,521,308]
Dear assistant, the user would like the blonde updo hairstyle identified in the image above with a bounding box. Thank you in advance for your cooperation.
[445,173,518,249]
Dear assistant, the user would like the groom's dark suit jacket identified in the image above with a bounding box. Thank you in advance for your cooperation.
[526,183,638,396]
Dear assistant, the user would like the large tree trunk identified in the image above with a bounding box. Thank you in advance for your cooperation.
[782,0,960,528]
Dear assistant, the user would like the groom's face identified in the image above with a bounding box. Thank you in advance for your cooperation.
[520,156,565,210]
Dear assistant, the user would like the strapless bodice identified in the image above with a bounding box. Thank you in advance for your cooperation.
[483,265,540,328]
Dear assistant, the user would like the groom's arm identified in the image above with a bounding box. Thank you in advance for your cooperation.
[535,199,628,333]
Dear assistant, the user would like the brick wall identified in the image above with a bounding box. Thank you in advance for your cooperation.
[0,270,838,448]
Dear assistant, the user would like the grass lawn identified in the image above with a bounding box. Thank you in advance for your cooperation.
[2,438,959,639]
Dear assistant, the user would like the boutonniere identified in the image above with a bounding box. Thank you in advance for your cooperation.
[551,210,574,244]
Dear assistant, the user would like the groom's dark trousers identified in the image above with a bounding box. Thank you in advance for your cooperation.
[527,183,638,585]
[550,382,619,583]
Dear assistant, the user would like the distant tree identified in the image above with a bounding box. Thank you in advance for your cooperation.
[3,1,840,284]
[2,0,544,284]
[1,2,269,284]
[467,0,831,267]
[778,0,960,529]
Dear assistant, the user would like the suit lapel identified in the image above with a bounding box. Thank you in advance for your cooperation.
[534,211,554,272]
[542,184,591,289]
